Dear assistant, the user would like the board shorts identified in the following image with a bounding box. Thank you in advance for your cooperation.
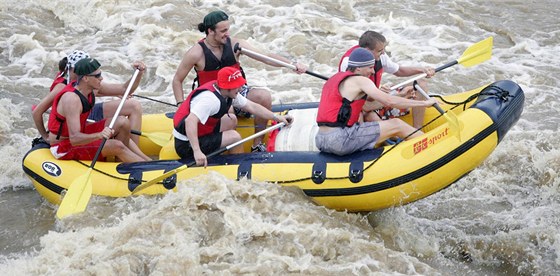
[50,119,107,161]
[373,106,410,120]
[315,121,381,156]
[88,102,104,121]
[174,132,223,160]
[372,87,410,120]
[234,85,252,118]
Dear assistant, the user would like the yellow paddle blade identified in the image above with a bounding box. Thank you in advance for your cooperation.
[443,112,461,142]
[143,132,170,147]
[132,165,188,195]
[458,37,493,67]
[56,168,93,219]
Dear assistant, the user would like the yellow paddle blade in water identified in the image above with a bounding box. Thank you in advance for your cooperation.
[458,37,493,67]
[143,131,171,147]
[56,168,93,219]
[443,112,461,141]
[132,164,187,195]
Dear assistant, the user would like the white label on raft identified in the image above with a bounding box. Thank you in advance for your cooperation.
[42,162,62,177]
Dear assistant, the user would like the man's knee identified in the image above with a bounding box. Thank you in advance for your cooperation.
[221,114,238,130]
[125,99,143,114]
[222,130,242,145]
[248,88,272,107]
[105,139,127,154]
[113,116,131,130]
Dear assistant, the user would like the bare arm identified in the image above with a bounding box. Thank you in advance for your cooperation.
[240,100,293,126]
[232,38,307,74]
[32,84,64,140]
[355,77,436,109]
[394,65,435,78]
[96,61,146,97]
[59,93,108,145]
[184,113,207,167]
[173,46,203,105]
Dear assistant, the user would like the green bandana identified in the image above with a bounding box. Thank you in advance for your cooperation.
[203,10,229,29]
[74,58,101,76]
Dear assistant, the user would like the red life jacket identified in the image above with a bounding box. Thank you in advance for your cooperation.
[316,72,367,127]
[339,45,384,88]
[192,37,244,89]
[174,81,233,138]
[47,84,95,140]
[49,72,67,92]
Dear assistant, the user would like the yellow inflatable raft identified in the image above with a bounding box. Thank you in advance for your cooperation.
[22,80,524,212]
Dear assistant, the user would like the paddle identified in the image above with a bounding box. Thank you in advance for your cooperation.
[233,43,329,81]
[56,69,141,219]
[414,83,461,141]
[130,129,170,147]
[389,37,494,90]
[133,94,177,107]
[131,122,286,194]
[388,37,493,141]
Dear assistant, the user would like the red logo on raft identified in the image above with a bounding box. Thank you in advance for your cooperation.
[413,128,449,154]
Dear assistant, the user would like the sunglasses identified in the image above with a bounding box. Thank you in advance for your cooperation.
[87,72,102,79]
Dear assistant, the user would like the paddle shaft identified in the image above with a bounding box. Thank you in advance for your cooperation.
[132,122,286,194]
[413,83,445,114]
[233,43,329,81]
[90,69,140,167]
[133,94,177,107]
[389,60,458,91]
[390,37,493,91]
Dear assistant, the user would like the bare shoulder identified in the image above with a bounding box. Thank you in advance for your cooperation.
[184,43,203,60]
[59,90,79,103]
[58,91,83,114]
[180,43,204,68]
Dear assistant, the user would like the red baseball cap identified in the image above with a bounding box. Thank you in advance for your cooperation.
[217,67,246,89]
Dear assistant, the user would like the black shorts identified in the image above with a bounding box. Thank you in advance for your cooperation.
[174,132,223,159]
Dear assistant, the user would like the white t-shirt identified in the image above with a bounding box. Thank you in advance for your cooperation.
[339,52,400,74]
[190,90,248,124]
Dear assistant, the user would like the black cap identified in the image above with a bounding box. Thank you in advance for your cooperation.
[74,58,101,76]
[203,10,228,29]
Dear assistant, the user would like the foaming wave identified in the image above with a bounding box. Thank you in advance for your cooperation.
[1,173,438,275]
[0,98,35,191]
[369,128,560,275]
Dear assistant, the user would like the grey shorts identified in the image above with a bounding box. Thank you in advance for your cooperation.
[315,122,381,156]
[88,102,104,121]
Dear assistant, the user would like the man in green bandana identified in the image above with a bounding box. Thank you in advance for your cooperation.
[172,10,308,153]
[47,58,150,162]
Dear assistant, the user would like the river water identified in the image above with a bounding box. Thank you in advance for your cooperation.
[1,0,559,275]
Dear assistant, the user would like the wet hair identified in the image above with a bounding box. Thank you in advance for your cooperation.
[358,31,387,50]
[58,57,68,72]
[56,57,69,78]
[197,22,216,35]
[198,11,229,35]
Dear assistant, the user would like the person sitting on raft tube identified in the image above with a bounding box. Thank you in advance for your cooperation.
[173,66,293,167]
[47,58,150,162]
[315,47,436,156]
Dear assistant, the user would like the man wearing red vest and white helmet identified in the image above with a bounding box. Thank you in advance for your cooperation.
[173,66,293,167]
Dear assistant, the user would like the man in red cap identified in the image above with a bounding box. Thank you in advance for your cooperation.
[173,66,293,167]
[172,10,307,152]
